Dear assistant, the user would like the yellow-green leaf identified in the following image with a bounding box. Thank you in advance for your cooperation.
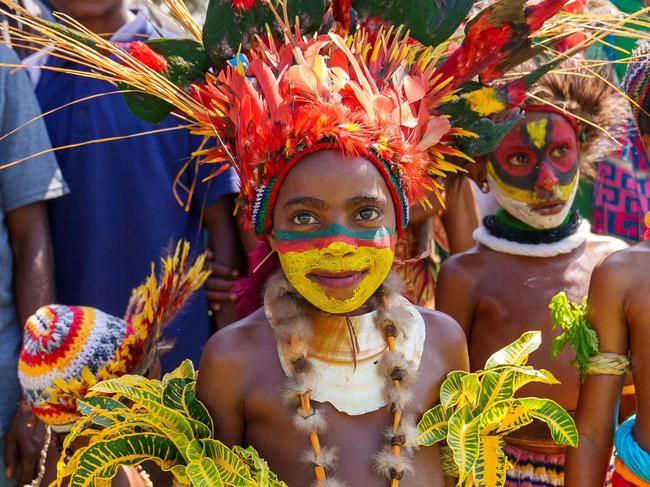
[474,436,507,487]
[518,398,578,447]
[186,457,224,487]
[460,373,481,409]
[484,331,542,369]
[203,439,254,486]
[163,359,197,381]
[447,405,479,481]
[69,433,182,487]
[416,404,450,446]
[440,370,469,409]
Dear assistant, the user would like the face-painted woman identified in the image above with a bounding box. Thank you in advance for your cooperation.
[270,150,398,315]
[485,110,580,229]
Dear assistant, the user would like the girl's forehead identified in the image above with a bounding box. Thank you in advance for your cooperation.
[278,152,392,201]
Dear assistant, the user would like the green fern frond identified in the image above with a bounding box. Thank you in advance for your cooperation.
[549,292,600,380]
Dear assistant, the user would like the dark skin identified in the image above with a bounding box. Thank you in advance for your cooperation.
[564,242,650,485]
[4,203,55,486]
[436,114,627,447]
[49,0,133,35]
[203,196,249,329]
[408,177,480,255]
[197,151,469,486]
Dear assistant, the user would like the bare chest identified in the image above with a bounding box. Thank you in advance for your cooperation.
[240,343,446,486]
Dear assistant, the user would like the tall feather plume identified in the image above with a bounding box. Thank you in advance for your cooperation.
[123,240,211,376]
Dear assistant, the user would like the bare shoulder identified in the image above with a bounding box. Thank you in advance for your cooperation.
[437,245,488,289]
[416,307,468,370]
[586,232,628,259]
[439,244,484,274]
[200,308,275,368]
[590,242,648,294]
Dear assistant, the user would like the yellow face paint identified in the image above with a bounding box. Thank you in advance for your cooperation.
[275,226,396,314]
[526,118,548,150]
[487,161,578,205]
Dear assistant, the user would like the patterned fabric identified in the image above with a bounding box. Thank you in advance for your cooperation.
[504,444,565,487]
[18,306,128,431]
[505,444,614,487]
[593,121,650,242]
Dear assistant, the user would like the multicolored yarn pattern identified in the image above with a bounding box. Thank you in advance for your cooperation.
[624,40,650,128]
[18,241,210,432]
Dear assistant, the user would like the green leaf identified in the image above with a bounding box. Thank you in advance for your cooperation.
[186,457,225,487]
[440,370,469,410]
[69,433,183,487]
[485,331,542,369]
[136,397,195,442]
[476,399,532,436]
[234,445,287,486]
[474,436,508,487]
[518,398,578,448]
[548,292,600,381]
[77,397,127,427]
[89,376,162,401]
[164,359,197,381]
[182,382,214,435]
[203,439,254,485]
[202,0,325,65]
[461,373,481,409]
[511,366,559,393]
[354,0,476,46]
[447,404,480,481]
[416,404,450,446]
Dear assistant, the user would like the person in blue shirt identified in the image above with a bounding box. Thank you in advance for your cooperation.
[27,0,246,374]
[0,45,68,487]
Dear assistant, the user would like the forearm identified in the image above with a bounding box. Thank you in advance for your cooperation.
[564,433,614,486]
[204,196,247,328]
[8,203,56,324]
[442,178,479,254]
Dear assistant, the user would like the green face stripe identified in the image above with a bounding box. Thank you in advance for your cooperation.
[274,224,396,242]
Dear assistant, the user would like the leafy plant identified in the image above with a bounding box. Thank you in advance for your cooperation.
[549,291,600,380]
[416,331,578,487]
[56,360,287,487]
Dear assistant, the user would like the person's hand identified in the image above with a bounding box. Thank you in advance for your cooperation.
[4,403,46,486]
[204,249,239,312]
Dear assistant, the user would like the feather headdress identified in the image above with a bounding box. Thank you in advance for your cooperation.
[518,57,629,172]
[0,0,576,236]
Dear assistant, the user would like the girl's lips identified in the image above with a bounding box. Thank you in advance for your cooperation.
[308,270,368,289]
[531,201,565,215]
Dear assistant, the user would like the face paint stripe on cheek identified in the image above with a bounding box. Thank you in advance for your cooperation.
[275,225,396,314]
[274,225,396,253]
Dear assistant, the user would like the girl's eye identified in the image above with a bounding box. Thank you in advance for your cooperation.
[291,212,319,225]
[508,153,530,166]
[551,145,569,158]
[355,208,381,222]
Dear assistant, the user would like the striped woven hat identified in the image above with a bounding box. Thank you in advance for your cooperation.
[19,306,131,432]
[17,241,209,432]
[624,40,650,128]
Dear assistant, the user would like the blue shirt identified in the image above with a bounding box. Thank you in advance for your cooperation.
[0,46,68,435]
[32,12,238,372]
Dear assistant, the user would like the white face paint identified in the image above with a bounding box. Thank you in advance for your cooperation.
[487,171,579,229]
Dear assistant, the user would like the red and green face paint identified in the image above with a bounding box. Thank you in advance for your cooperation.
[274,225,396,314]
[486,112,580,229]
[490,114,578,195]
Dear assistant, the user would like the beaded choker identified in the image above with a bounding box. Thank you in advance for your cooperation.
[484,209,582,245]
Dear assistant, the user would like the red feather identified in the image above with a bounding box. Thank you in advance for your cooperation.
[332,0,352,32]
